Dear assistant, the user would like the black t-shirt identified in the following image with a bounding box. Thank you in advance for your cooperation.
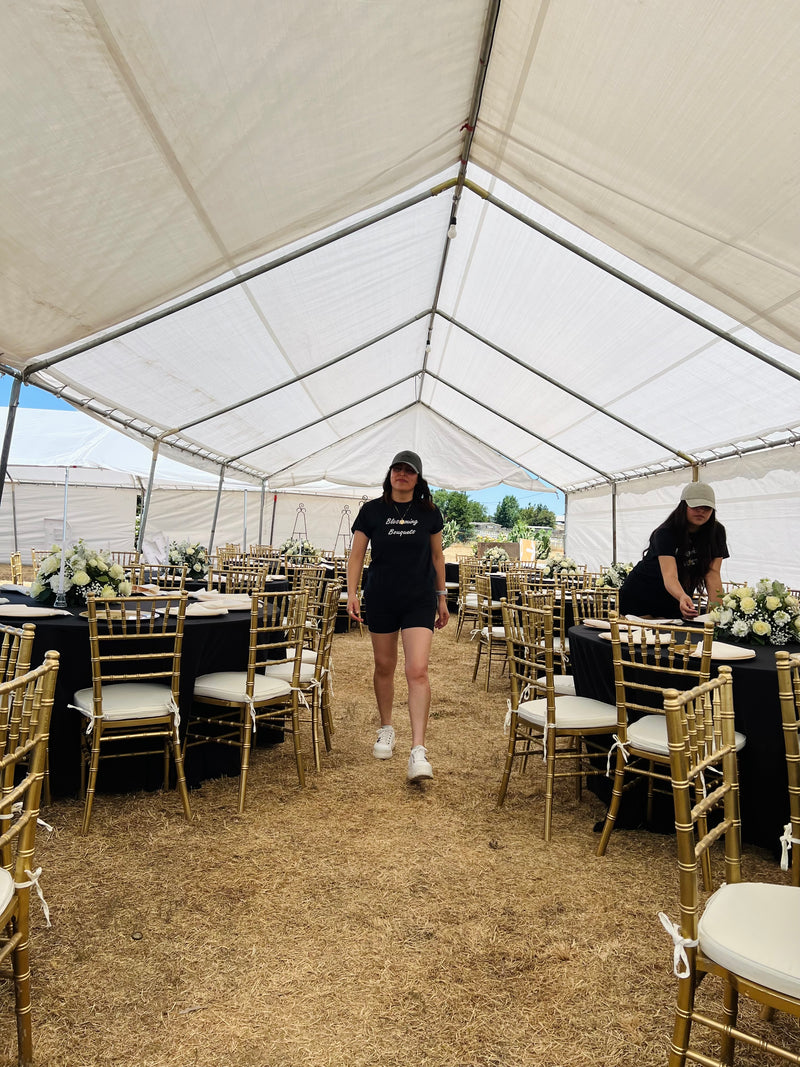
[619,521,729,618]
[352,497,444,598]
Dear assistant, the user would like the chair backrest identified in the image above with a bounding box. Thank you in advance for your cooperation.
[501,600,554,712]
[572,586,619,624]
[109,550,140,567]
[0,651,60,878]
[458,559,480,597]
[222,563,267,595]
[0,623,36,688]
[776,650,800,885]
[608,614,714,739]
[30,549,49,572]
[133,562,187,590]
[663,667,741,938]
[244,589,309,696]
[9,552,23,585]
[85,594,187,707]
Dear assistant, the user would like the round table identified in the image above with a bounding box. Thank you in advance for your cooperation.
[0,592,284,795]
[568,624,789,851]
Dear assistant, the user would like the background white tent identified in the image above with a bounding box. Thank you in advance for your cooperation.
[0,410,377,560]
[1,1,799,579]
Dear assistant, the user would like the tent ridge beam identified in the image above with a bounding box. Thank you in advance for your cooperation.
[434,310,694,464]
[460,178,800,383]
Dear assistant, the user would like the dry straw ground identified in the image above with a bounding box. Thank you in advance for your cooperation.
[0,608,797,1066]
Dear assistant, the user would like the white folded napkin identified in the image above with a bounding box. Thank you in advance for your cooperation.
[623,614,683,625]
[0,583,30,594]
[691,640,756,661]
[171,603,229,617]
[582,618,612,630]
[0,604,72,617]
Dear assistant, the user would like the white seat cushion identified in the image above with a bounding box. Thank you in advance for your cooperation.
[194,672,291,703]
[481,626,506,639]
[464,593,479,607]
[263,660,316,684]
[0,868,12,913]
[538,673,576,696]
[628,714,746,757]
[699,882,800,999]
[552,636,570,651]
[517,695,617,730]
[286,648,318,664]
[73,682,175,721]
[445,581,459,590]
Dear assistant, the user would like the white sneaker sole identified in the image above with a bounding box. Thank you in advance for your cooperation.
[373,746,395,760]
[407,763,433,781]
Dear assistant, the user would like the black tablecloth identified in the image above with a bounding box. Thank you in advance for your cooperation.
[4,592,286,795]
[569,624,788,850]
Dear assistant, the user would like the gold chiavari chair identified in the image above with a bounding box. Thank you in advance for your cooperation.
[0,650,59,1066]
[184,588,309,812]
[133,562,187,591]
[222,562,268,595]
[659,667,800,1067]
[109,550,140,568]
[472,573,507,690]
[498,599,617,840]
[455,558,481,641]
[9,553,23,585]
[264,580,341,770]
[595,614,734,859]
[72,593,192,834]
[571,585,620,625]
[777,650,800,886]
[0,623,43,801]
[30,549,49,573]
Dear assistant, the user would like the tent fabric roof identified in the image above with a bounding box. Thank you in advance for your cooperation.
[2,1,799,493]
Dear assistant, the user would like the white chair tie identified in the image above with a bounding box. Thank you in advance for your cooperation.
[0,803,54,833]
[504,683,532,736]
[15,867,51,928]
[779,822,800,871]
[69,703,96,736]
[606,734,629,776]
[658,911,698,978]
[698,764,721,799]
[541,722,554,763]
[469,627,480,641]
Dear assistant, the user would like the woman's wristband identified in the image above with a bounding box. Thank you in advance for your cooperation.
[436,590,447,596]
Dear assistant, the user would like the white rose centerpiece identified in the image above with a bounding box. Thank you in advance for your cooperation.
[30,542,133,610]
[169,539,209,578]
[595,562,634,588]
[278,537,318,561]
[711,579,800,646]
[541,556,581,578]
[481,545,510,567]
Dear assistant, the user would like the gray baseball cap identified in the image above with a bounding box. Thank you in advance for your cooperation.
[390,450,422,476]
[680,481,716,509]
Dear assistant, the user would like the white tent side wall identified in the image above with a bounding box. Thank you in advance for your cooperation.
[567,447,800,589]
[0,482,138,558]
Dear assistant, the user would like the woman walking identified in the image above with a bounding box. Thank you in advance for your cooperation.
[346,450,449,781]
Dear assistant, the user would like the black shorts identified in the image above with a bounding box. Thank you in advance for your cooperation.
[364,587,437,634]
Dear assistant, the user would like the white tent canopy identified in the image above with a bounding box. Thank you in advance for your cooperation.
[1,1,799,573]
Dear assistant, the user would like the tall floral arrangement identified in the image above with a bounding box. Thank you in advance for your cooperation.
[711,579,800,646]
[278,537,318,561]
[30,542,132,609]
[169,539,209,578]
[596,562,634,588]
[481,545,510,567]
[540,556,580,578]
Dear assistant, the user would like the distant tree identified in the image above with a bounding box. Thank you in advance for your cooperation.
[432,490,474,541]
[519,503,556,528]
[467,499,489,522]
[494,494,520,529]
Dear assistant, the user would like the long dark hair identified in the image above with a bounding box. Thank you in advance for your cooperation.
[381,469,435,511]
[647,501,725,593]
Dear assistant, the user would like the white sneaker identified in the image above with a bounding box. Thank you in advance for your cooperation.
[407,745,433,781]
[373,725,396,759]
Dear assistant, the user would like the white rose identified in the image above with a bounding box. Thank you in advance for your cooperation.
[41,554,60,575]
[109,563,124,580]
[118,581,132,596]
[100,585,116,599]
[765,596,781,611]
[752,620,771,637]
[739,597,757,614]
[72,570,91,587]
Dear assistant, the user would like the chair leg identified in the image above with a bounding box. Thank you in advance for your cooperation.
[289,705,306,787]
[238,713,254,814]
[720,980,738,1065]
[596,753,627,856]
[170,730,193,822]
[472,641,482,683]
[668,973,697,1067]
[12,922,33,1067]
[81,728,103,835]
[496,717,517,806]
[543,729,556,842]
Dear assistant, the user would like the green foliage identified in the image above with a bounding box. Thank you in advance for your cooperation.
[466,499,489,522]
[519,503,556,528]
[441,519,460,550]
[432,490,475,542]
[493,494,520,529]
[534,529,551,557]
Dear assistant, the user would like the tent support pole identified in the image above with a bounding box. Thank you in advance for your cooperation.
[136,441,161,553]
[563,492,569,559]
[0,378,22,511]
[258,481,266,545]
[269,494,278,546]
[208,466,226,555]
[242,490,247,550]
[10,479,18,554]
[611,483,617,565]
